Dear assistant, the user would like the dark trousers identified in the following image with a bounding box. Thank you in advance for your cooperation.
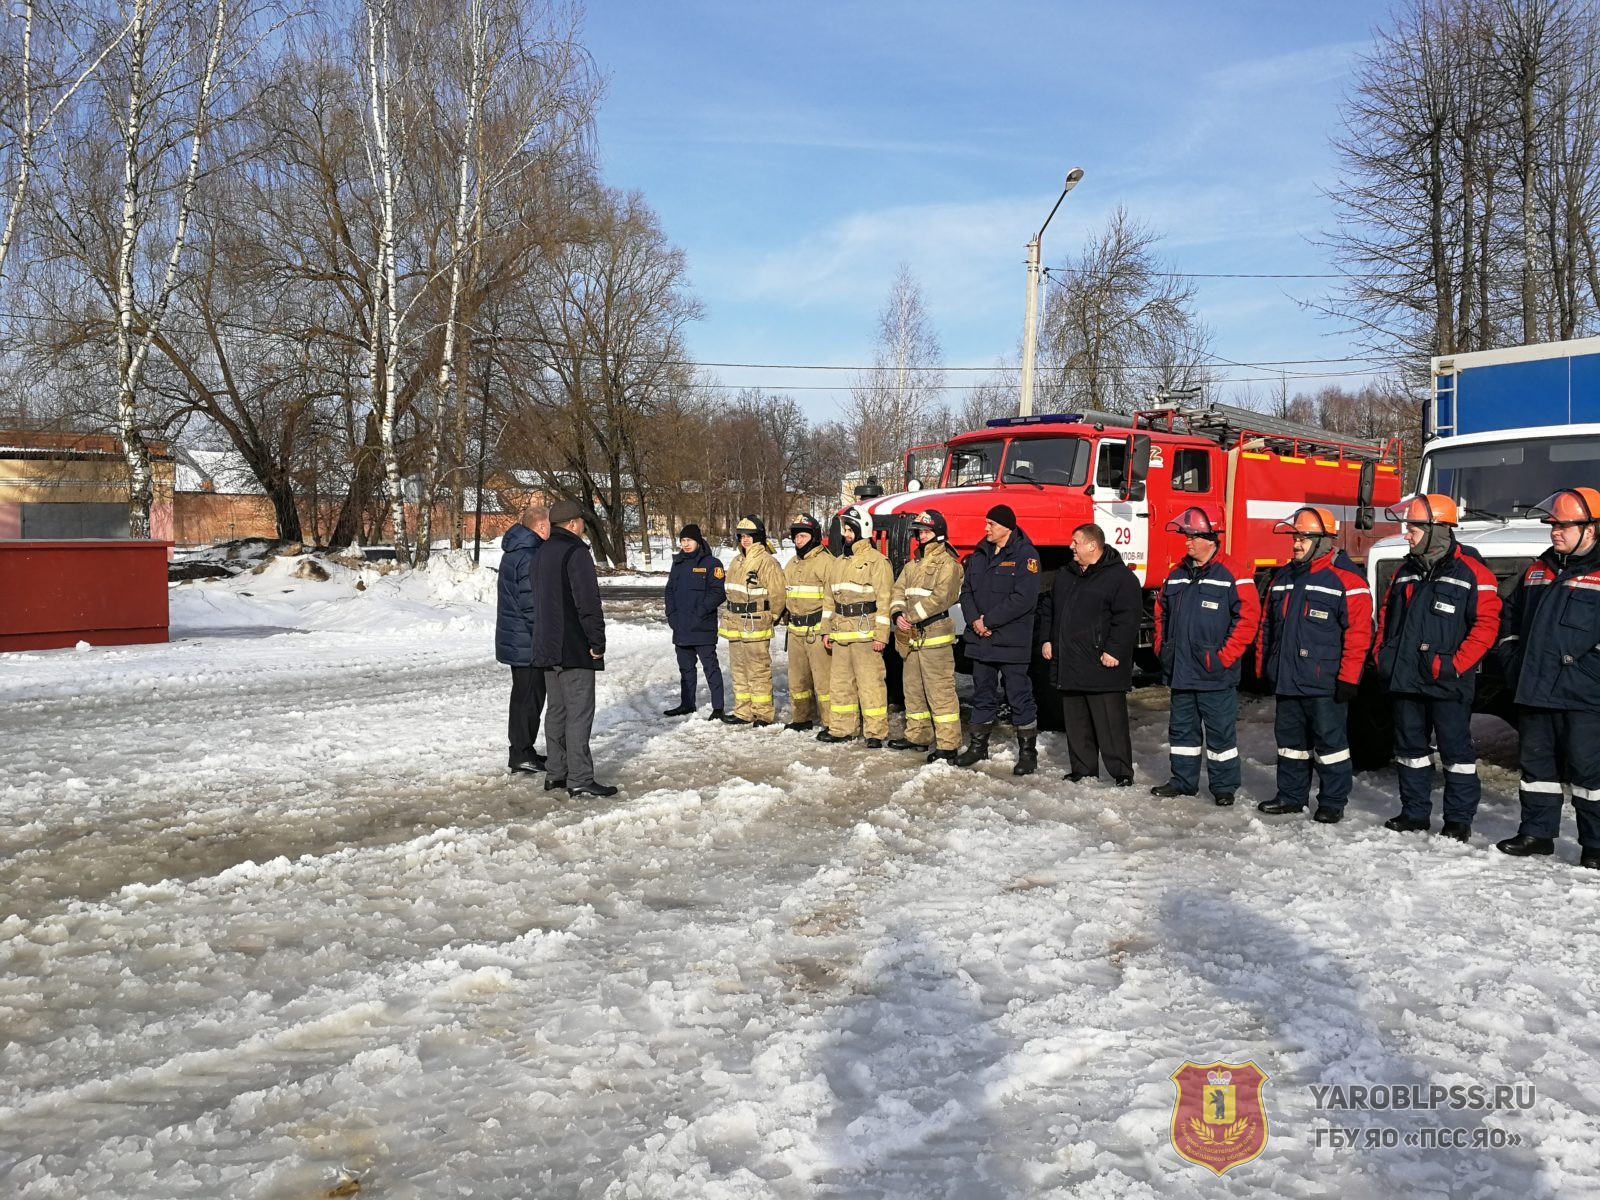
[1273,694,1352,811]
[1166,688,1240,797]
[1060,690,1133,779]
[675,643,724,709]
[1391,693,1479,824]
[544,667,598,789]
[508,666,546,763]
[1517,707,1600,847]
[972,660,1037,729]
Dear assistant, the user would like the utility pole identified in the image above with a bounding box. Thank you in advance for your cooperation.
[1019,166,1084,417]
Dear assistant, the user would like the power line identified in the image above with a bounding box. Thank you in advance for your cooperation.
[1045,266,1354,280]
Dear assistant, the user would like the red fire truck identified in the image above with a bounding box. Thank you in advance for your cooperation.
[855,403,1404,748]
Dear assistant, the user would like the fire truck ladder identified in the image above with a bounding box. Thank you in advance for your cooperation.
[1137,402,1395,462]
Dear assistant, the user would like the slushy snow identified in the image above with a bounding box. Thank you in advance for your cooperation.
[1,552,1596,1198]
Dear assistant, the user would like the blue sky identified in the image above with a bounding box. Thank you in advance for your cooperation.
[583,0,1398,421]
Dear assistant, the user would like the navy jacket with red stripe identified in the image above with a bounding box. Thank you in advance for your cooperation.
[1373,539,1501,700]
[1498,542,1600,712]
[1258,548,1373,697]
[1154,550,1262,691]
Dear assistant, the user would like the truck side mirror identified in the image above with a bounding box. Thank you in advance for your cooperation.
[1123,435,1151,503]
[1355,460,1376,530]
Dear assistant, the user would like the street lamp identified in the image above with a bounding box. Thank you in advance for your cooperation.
[1019,166,1084,417]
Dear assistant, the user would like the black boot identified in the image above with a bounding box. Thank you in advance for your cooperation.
[1257,799,1305,815]
[720,712,749,725]
[817,729,854,744]
[662,704,696,717]
[785,720,814,732]
[1496,834,1555,857]
[1012,729,1038,777]
[1384,814,1430,833]
[1581,849,1600,870]
[885,738,927,751]
[1312,806,1344,824]
[1213,793,1235,807]
[1150,782,1194,798]
[927,748,959,764]
[955,725,991,768]
[1439,822,1471,841]
[707,708,726,721]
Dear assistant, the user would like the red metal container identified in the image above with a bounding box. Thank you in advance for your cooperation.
[0,540,171,651]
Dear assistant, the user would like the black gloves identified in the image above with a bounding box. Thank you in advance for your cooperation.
[1433,654,1459,681]
[1334,679,1360,703]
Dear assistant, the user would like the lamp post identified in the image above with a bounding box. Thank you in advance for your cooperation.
[1018,166,1084,417]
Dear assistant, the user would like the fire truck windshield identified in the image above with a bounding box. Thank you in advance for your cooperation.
[1426,433,1600,518]
[947,440,1003,486]
[946,436,1088,488]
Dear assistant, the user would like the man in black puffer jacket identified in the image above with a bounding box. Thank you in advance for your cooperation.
[663,523,726,719]
[495,504,549,773]
[1037,523,1142,785]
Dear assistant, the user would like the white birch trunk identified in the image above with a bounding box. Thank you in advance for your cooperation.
[416,0,486,565]
[365,0,411,564]
[114,0,227,539]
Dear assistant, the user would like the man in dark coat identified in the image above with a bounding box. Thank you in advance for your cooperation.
[530,500,616,798]
[663,523,726,719]
[495,504,549,773]
[1038,523,1141,785]
[957,504,1043,774]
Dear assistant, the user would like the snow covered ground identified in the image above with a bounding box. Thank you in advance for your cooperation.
[2,554,1598,1198]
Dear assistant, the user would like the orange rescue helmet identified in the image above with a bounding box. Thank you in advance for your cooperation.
[1531,487,1600,526]
[1273,506,1340,537]
[1166,504,1225,538]
[1385,493,1459,527]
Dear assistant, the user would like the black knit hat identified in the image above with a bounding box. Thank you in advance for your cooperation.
[678,523,702,542]
[985,504,1018,531]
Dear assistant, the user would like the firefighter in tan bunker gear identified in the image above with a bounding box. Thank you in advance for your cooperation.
[888,510,964,762]
[720,515,787,725]
[818,506,894,746]
[782,514,832,731]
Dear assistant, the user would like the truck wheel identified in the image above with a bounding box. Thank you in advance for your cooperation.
[1346,675,1393,771]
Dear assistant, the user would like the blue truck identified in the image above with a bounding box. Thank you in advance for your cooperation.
[1352,336,1600,765]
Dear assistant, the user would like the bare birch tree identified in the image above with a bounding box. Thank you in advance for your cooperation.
[846,263,945,473]
[1,2,130,290]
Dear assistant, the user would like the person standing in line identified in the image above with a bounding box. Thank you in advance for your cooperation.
[1038,523,1141,785]
[1255,506,1372,824]
[956,504,1042,774]
[720,515,787,726]
[1495,487,1600,868]
[495,504,551,774]
[818,505,894,746]
[529,500,616,798]
[663,523,727,720]
[1150,505,1261,806]
[782,514,832,731]
[887,509,965,762]
[1371,494,1500,840]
